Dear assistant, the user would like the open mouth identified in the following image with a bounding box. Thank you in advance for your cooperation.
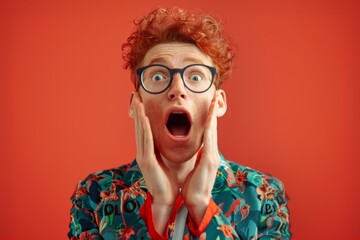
[166,112,191,137]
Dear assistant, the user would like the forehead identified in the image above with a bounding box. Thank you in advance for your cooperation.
[141,42,214,67]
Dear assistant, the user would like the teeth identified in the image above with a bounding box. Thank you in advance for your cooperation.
[172,111,185,114]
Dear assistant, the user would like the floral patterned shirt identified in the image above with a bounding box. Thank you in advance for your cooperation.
[68,154,291,239]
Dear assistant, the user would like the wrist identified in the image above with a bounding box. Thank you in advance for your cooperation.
[183,191,212,207]
[185,196,211,227]
[152,202,173,235]
[187,199,219,237]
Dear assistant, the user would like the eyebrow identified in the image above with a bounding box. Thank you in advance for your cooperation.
[149,56,208,66]
[149,57,170,65]
[183,57,206,64]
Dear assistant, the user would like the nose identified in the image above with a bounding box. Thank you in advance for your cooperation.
[167,73,187,100]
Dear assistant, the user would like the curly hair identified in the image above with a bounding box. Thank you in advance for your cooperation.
[122,7,235,89]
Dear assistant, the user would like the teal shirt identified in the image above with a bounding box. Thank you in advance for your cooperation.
[68,154,291,239]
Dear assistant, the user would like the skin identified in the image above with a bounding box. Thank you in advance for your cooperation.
[129,42,227,235]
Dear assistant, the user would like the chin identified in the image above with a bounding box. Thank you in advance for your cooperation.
[159,144,200,163]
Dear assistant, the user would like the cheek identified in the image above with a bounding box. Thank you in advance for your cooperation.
[140,94,157,115]
[143,100,163,128]
[194,100,212,125]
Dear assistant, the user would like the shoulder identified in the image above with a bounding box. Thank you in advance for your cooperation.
[80,162,132,189]
[78,159,143,188]
[220,158,291,238]
[70,160,141,208]
[219,154,287,201]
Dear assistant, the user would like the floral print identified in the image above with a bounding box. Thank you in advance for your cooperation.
[68,154,291,239]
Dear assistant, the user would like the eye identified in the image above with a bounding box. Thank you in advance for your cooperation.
[189,73,203,82]
[151,73,166,81]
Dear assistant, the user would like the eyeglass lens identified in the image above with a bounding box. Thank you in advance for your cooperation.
[141,65,213,93]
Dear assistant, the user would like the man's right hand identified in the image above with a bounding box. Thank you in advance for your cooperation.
[130,92,178,235]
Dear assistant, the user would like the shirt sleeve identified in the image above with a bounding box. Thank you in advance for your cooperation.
[257,177,291,239]
[139,193,168,240]
[68,181,104,240]
[184,164,291,240]
[187,198,239,239]
[139,192,185,240]
[185,186,291,240]
[141,193,240,240]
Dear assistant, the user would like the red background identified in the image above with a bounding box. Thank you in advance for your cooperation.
[1,0,359,239]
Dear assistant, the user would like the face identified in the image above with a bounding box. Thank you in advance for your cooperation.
[134,42,227,163]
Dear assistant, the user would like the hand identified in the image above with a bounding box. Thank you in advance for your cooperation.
[130,92,178,234]
[130,92,178,205]
[181,93,221,226]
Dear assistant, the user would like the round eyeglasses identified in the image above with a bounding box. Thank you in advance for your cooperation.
[136,64,217,94]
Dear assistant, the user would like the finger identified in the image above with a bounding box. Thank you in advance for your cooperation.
[138,101,154,155]
[203,95,218,144]
[207,95,219,130]
[129,92,135,118]
[133,93,144,159]
[133,103,142,159]
[133,93,157,168]
[201,95,220,163]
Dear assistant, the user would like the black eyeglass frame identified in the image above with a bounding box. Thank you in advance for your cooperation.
[136,64,217,94]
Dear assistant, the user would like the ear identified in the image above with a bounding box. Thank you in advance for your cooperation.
[128,92,134,118]
[215,89,227,117]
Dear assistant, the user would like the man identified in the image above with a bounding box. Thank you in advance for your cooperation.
[69,7,291,239]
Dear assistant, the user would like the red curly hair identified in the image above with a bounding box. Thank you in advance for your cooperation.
[122,7,235,89]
